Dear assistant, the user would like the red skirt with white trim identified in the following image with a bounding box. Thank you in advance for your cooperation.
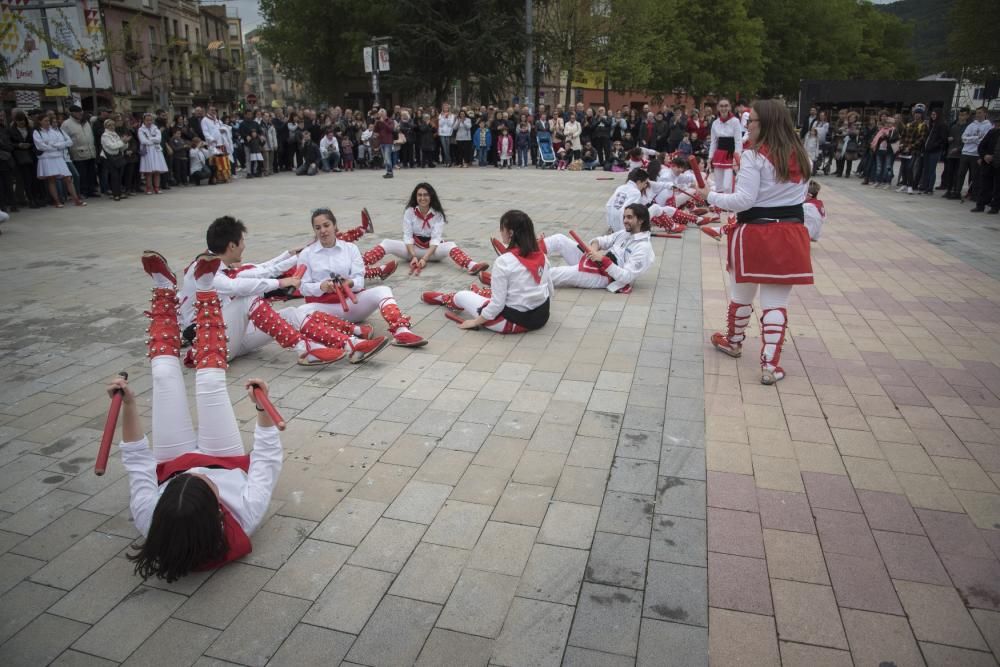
[727,222,813,285]
[711,149,734,169]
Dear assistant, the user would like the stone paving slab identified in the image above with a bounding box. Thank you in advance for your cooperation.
[2,164,999,665]
[703,178,1000,666]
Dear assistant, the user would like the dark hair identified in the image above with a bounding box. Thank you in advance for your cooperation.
[627,147,643,159]
[127,474,226,582]
[627,167,649,183]
[311,207,336,226]
[206,215,247,254]
[670,155,689,169]
[624,203,651,231]
[646,159,662,181]
[406,182,447,222]
[499,210,538,255]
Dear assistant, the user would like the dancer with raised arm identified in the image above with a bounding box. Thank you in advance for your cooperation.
[119,253,284,582]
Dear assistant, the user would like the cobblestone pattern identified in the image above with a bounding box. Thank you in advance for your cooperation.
[0,168,707,666]
[703,181,1000,666]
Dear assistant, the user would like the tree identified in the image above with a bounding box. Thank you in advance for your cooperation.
[948,0,1000,80]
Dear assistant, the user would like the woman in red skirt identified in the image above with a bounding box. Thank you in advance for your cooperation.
[696,99,812,385]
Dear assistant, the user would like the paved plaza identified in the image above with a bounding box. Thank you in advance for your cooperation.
[0,167,997,666]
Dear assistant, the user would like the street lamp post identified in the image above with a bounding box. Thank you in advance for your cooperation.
[524,0,534,114]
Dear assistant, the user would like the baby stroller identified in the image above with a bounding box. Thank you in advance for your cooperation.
[536,130,556,169]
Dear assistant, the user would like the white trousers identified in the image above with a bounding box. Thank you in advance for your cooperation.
[223,295,304,361]
[151,356,244,463]
[713,167,734,195]
[452,291,515,333]
[296,285,399,325]
[545,233,610,289]
[378,238,458,263]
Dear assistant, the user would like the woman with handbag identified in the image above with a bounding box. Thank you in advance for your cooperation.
[138,113,168,194]
[100,119,127,201]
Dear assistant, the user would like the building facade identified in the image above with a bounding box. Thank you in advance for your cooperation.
[244,28,306,110]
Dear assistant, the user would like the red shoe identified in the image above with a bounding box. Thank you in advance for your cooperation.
[392,330,427,347]
[364,260,397,280]
[479,271,492,286]
[194,253,222,281]
[701,226,722,240]
[468,261,489,275]
[141,250,176,285]
[348,336,389,363]
[711,332,742,358]
[491,238,508,256]
[422,291,446,305]
[691,207,709,216]
[298,341,346,366]
[361,207,375,234]
[356,323,375,339]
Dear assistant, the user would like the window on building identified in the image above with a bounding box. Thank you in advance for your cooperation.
[231,49,240,65]
[973,87,986,101]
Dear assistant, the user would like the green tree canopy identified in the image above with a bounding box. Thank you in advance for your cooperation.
[948,0,1000,79]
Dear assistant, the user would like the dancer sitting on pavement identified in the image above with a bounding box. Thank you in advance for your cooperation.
[176,217,386,366]
[423,210,553,333]
[803,179,826,241]
[540,203,654,293]
[120,254,284,582]
[296,208,428,347]
[645,160,717,233]
[606,168,649,232]
[360,182,489,275]
[696,99,812,385]
[300,207,396,281]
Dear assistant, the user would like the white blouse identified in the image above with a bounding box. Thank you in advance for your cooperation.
[297,240,366,296]
[179,251,296,328]
[481,252,553,321]
[120,424,282,536]
[707,150,808,213]
[589,230,655,293]
[403,207,446,245]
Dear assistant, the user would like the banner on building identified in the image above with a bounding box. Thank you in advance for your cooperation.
[571,70,606,90]
[14,89,40,108]
[0,2,111,91]
[41,57,68,96]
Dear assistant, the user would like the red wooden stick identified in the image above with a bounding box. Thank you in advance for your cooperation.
[344,282,358,304]
[445,311,479,328]
[651,233,684,239]
[95,371,128,476]
[251,384,286,431]
[568,230,590,254]
[688,155,706,188]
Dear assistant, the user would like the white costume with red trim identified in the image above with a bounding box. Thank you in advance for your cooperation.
[178,251,299,359]
[364,207,482,272]
[606,181,645,232]
[296,239,418,341]
[708,149,811,285]
[546,230,654,292]
[709,113,743,194]
[803,196,825,241]
[452,250,553,333]
[707,145,810,384]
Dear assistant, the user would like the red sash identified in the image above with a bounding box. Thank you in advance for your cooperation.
[154,453,253,569]
[756,145,803,183]
[304,288,364,305]
[512,250,545,284]
[412,235,431,249]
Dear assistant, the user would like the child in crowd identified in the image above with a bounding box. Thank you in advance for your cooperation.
[341,135,354,171]
[247,130,263,178]
[556,145,569,170]
[497,125,514,169]
[516,121,532,168]
[803,179,826,241]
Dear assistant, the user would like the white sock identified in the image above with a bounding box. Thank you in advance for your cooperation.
[353,325,364,336]
[395,326,411,335]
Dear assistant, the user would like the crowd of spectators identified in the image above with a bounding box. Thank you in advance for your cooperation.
[0,99,719,222]
[801,104,1000,214]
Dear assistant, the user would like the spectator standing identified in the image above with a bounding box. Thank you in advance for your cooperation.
[454,110,472,167]
[971,114,1000,213]
[62,104,98,198]
[100,119,126,200]
[592,107,611,164]
[374,109,396,178]
[437,103,456,167]
[951,107,992,201]
[941,108,969,195]
[168,129,190,186]
[473,119,491,167]
[138,113,168,194]
[515,120,531,168]
[564,115,582,160]
[918,109,948,194]
[9,112,40,208]
[33,114,84,207]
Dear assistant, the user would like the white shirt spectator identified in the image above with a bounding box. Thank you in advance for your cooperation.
[438,112,456,137]
[962,119,992,156]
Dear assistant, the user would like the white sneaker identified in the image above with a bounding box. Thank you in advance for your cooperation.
[896,185,906,193]
[906,186,914,195]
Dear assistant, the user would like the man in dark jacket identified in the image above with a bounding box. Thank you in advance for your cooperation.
[971,115,1000,213]
[941,108,969,195]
